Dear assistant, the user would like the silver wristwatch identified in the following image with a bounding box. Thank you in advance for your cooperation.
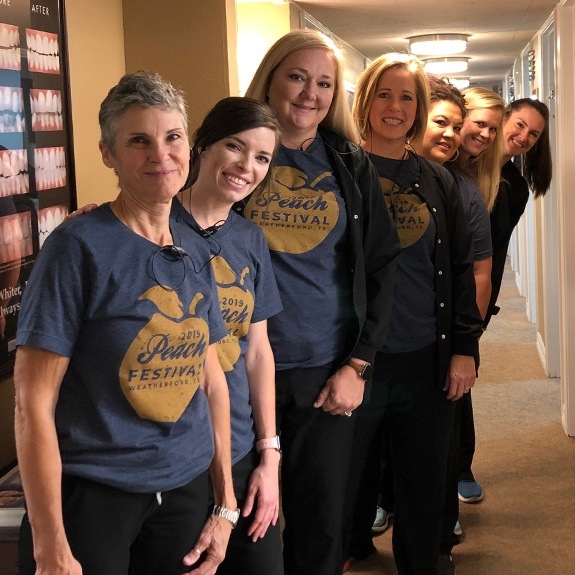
[212,505,240,528]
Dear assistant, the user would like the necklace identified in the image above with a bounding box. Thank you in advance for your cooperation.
[184,187,227,237]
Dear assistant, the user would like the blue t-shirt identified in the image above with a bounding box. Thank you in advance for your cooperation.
[243,136,354,369]
[16,204,227,493]
[174,200,283,463]
[447,164,492,261]
[369,152,437,353]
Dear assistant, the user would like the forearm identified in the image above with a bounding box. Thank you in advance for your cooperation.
[245,324,276,441]
[15,404,67,550]
[474,259,492,320]
[14,347,73,565]
[203,344,236,509]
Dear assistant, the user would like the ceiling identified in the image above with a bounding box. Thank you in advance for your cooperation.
[296,0,558,88]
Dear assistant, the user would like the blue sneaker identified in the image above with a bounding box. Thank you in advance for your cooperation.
[458,480,483,503]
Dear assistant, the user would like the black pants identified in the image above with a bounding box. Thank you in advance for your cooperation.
[457,390,476,481]
[440,390,476,553]
[216,450,283,575]
[344,345,455,575]
[276,366,357,575]
[19,472,210,575]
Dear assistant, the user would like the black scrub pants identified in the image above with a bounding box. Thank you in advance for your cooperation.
[344,344,455,575]
[276,366,357,575]
[19,471,210,575]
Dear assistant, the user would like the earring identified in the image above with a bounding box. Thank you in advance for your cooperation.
[449,149,460,162]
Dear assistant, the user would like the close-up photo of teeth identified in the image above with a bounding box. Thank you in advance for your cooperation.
[0,22,21,71]
[26,28,60,74]
[0,211,33,264]
[0,149,29,198]
[38,204,67,249]
[0,86,25,133]
[34,146,66,191]
[30,89,63,131]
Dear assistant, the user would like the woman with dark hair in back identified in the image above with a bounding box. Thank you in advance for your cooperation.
[487,98,552,327]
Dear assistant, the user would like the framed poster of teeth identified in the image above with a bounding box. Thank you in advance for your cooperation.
[0,0,76,379]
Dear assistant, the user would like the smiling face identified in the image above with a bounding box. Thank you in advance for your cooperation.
[503,106,545,157]
[459,107,503,158]
[267,48,336,146]
[194,127,277,206]
[368,67,417,155]
[100,104,189,205]
[420,100,463,165]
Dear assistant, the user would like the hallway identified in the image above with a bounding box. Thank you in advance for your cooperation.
[351,262,575,574]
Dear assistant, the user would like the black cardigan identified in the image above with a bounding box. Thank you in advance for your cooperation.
[411,157,483,384]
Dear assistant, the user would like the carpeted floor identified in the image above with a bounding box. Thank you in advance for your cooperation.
[350,263,575,575]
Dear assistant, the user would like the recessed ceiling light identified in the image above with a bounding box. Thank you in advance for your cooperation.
[409,34,469,56]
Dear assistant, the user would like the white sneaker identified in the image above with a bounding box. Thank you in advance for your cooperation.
[372,506,392,533]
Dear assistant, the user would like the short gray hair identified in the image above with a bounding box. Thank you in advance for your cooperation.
[99,70,188,153]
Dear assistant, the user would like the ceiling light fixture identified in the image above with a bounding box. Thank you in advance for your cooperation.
[448,78,470,90]
[424,57,469,75]
[409,34,469,56]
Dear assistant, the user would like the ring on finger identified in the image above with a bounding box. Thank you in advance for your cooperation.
[193,548,201,554]
[344,411,352,417]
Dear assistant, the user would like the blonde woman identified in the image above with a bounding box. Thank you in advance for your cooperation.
[343,54,482,575]
[242,30,400,575]
[456,87,505,212]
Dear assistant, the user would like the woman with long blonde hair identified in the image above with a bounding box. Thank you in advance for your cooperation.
[456,87,505,212]
[242,30,400,575]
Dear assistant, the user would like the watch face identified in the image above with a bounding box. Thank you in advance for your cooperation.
[229,509,240,527]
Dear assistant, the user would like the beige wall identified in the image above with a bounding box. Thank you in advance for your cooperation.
[237,2,290,95]
[66,0,126,206]
[123,0,236,135]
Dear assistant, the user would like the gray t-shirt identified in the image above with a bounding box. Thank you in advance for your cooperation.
[446,164,492,261]
[244,136,354,369]
[16,204,227,492]
[369,152,437,353]
[175,201,282,464]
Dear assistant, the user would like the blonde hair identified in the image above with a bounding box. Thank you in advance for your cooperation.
[458,87,505,211]
[352,53,430,150]
[245,30,358,142]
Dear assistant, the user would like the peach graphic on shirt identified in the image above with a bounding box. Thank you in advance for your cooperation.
[211,256,254,372]
[244,166,339,254]
[379,177,429,248]
[119,286,209,422]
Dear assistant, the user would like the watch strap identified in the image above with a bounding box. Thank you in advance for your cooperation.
[212,505,240,528]
[346,359,373,380]
[256,435,281,453]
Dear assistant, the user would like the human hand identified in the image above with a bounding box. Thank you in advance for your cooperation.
[182,515,233,575]
[443,354,476,400]
[242,450,280,541]
[313,364,365,415]
[34,538,82,575]
[65,204,98,221]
